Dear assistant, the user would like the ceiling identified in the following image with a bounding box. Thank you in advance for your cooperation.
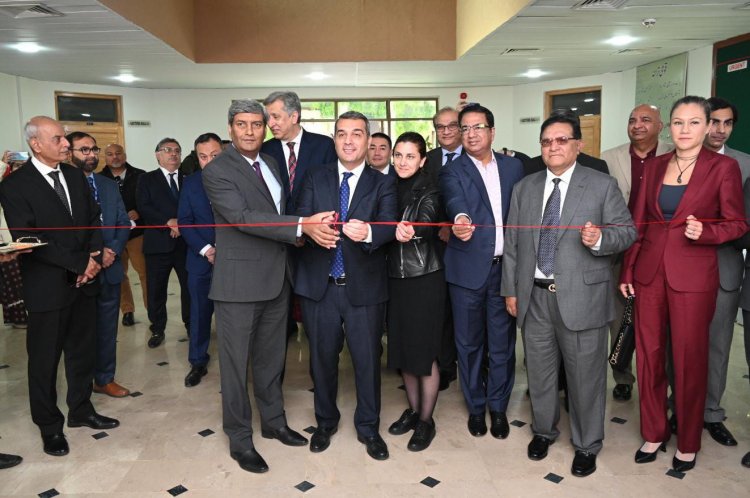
[0,0,748,89]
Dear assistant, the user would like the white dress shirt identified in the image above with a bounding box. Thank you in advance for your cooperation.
[32,156,71,209]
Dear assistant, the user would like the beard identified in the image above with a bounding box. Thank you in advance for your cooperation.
[72,155,98,173]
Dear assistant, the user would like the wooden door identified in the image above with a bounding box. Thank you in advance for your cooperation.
[579,115,601,157]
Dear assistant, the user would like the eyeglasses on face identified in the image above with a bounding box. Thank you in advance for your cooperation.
[540,136,576,148]
[70,146,101,155]
[158,147,182,155]
[460,123,492,134]
[435,123,459,132]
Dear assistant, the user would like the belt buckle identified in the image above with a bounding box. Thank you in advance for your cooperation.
[548,283,556,293]
[332,277,346,286]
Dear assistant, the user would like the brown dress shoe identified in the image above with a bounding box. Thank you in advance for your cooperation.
[93,382,130,398]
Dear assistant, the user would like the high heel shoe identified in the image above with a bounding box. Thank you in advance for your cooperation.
[634,441,667,463]
[672,453,696,472]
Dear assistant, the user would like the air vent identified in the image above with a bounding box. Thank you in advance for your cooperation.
[572,0,628,10]
[0,3,64,19]
[615,48,658,55]
[501,48,542,55]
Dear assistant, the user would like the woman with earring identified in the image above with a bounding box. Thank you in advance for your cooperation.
[620,95,747,472]
[385,132,446,451]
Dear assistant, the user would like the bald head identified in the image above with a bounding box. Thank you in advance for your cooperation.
[627,104,663,151]
[105,143,127,169]
[24,116,69,167]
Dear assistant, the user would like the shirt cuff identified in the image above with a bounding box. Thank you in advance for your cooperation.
[364,224,372,243]
[592,233,602,251]
[199,244,213,257]
[455,213,472,224]
[296,217,303,238]
[130,220,136,229]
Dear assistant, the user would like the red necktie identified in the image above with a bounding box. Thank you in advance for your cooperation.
[287,142,297,192]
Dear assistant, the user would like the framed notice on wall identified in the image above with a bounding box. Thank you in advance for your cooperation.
[714,33,750,154]
[635,52,688,141]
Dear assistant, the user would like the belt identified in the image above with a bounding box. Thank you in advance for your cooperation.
[533,279,556,293]
[328,276,346,286]
[492,256,502,265]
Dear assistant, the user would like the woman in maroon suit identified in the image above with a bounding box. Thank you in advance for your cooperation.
[620,96,747,472]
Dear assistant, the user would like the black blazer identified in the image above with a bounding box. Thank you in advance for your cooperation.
[261,129,337,213]
[100,162,146,238]
[0,161,102,312]
[523,152,609,177]
[136,168,185,254]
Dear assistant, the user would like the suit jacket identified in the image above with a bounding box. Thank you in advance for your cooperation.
[735,147,750,309]
[178,170,215,276]
[621,148,748,293]
[202,146,299,303]
[440,152,525,290]
[425,147,462,186]
[136,168,185,255]
[261,129,337,213]
[601,140,673,202]
[100,162,146,239]
[0,160,103,312]
[501,165,636,331]
[294,162,398,305]
[93,173,130,285]
[523,152,609,177]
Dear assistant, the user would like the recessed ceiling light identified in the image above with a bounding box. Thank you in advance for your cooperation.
[80,113,91,117]
[114,74,137,83]
[570,107,578,111]
[606,35,636,46]
[305,71,328,81]
[584,98,595,103]
[522,69,546,78]
[12,42,43,53]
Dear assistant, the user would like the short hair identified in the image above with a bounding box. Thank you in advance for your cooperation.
[194,132,222,149]
[370,132,392,149]
[65,131,95,145]
[335,111,370,136]
[394,131,427,158]
[433,106,458,127]
[23,116,56,143]
[228,99,268,125]
[539,110,582,140]
[263,91,302,123]
[707,96,739,123]
[155,137,180,152]
[459,104,494,128]
[670,95,710,122]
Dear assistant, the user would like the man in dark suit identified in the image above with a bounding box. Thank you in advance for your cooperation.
[367,132,395,176]
[67,132,131,398]
[295,111,397,461]
[136,138,190,348]
[440,104,524,440]
[101,144,147,327]
[0,116,119,457]
[178,132,222,388]
[202,99,335,473]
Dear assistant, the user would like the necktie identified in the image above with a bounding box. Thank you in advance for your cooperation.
[48,170,71,214]
[287,142,297,192]
[444,152,456,165]
[331,172,353,278]
[168,172,179,199]
[537,178,561,277]
[252,161,272,196]
[87,175,99,204]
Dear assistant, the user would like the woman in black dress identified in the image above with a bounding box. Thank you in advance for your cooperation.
[386,132,446,451]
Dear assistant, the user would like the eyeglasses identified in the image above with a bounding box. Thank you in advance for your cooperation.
[435,123,459,132]
[460,124,492,134]
[158,147,182,155]
[540,136,576,148]
[70,146,101,155]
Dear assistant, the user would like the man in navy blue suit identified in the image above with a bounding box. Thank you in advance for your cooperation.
[295,111,397,461]
[67,132,131,398]
[440,104,524,440]
[178,133,222,387]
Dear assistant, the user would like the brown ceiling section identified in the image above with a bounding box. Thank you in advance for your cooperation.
[101,0,456,63]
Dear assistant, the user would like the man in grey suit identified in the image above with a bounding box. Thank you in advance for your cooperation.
[502,111,636,477]
[696,97,750,447]
[600,104,672,401]
[202,99,337,473]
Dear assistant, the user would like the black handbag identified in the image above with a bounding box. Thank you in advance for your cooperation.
[609,295,635,371]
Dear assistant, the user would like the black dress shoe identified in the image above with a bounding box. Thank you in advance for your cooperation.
[669,414,678,435]
[42,433,69,457]
[672,454,696,472]
[121,312,135,326]
[407,419,436,452]
[613,383,632,401]
[388,408,418,435]
[0,453,22,469]
[490,411,509,439]
[310,426,337,453]
[704,421,738,446]
[634,441,666,463]
[468,413,487,437]
[571,450,597,477]
[357,433,389,461]
[184,365,207,387]
[68,412,120,430]
[741,451,750,468]
[230,448,268,473]
[261,426,308,446]
[527,435,554,461]
[147,332,165,348]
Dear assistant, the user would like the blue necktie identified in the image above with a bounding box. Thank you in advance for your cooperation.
[444,152,456,165]
[537,178,561,277]
[331,172,353,278]
[87,175,99,204]
[168,172,179,199]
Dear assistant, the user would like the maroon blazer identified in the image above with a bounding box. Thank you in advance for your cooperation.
[621,147,747,292]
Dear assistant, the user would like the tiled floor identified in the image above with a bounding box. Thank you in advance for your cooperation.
[1,276,749,497]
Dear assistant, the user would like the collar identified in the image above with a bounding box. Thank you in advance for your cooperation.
[467,151,497,169]
[629,143,658,159]
[159,166,179,177]
[442,145,462,156]
[546,162,576,184]
[717,145,726,155]
[283,128,304,147]
[337,161,366,178]
[31,155,60,173]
